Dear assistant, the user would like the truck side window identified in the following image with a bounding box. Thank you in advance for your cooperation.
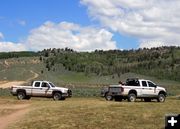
[126,80,140,86]
[142,81,147,87]
[135,81,140,86]
[35,82,40,87]
[148,81,156,87]
[42,82,49,87]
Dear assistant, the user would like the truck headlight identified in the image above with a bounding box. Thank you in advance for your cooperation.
[64,89,68,93]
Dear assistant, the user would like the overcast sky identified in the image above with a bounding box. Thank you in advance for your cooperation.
[0,0,180,52]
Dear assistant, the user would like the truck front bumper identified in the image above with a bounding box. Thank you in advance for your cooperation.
[62,90,72,98]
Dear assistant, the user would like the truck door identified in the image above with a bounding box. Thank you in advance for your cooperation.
[32,81,43,96]
[41,82,51,97]
[147,81,157,96]
[141,81,150,97]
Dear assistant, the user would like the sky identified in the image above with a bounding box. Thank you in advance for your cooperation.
[0,0,180,52]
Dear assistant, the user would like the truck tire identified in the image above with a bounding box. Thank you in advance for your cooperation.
[128,93,136,102]
[157,94,165,102]
[17,91,26,100]
[53,92,62,101]
[105,93,113,101]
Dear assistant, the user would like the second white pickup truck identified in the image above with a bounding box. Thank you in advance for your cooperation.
[11,81,72,100]
[101,78,167,102]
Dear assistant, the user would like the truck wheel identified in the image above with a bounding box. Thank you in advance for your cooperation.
[157,94,165,102]
[53,92,62,101]
[128,93,136,102]
[105,93,113,101]
[17,91,26,100]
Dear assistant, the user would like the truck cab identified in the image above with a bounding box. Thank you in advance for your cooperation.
[29,81,69,97]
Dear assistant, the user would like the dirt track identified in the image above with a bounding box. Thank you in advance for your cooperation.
[0,104,30,129]
[0,69,39,128]
[0,81,26,89]
[27,70,39,82]
[0,70,39,89]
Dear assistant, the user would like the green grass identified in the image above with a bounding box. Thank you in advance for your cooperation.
[59,72,90,83]
[0,88,11,96]
[0,57,43,81]
[6,98,180,129]
[71,87,100,97]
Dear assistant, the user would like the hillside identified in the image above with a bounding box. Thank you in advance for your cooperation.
[1,47,180,84]
[0,46,180,96]
[41,46,180,82]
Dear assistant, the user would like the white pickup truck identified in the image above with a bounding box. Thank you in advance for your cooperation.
[101,78,167,102]
[11,81,72,100]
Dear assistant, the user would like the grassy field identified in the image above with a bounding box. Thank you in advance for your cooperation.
[0,51,179,129]
[1,97,178,129]
[0,97,28,116]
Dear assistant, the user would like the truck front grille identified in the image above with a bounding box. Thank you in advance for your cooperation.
[68,90,72,97]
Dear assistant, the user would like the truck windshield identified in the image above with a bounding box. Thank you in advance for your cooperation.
[49,82,56,87]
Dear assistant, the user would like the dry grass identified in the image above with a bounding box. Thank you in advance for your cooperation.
[2,97,178,129]
[0,98,30,116]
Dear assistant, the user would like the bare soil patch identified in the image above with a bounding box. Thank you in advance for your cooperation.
[0,81,25,89]
[0,103,30,129]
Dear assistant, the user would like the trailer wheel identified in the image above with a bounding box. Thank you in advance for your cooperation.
[105,93,113,101]
[17,91,26,100]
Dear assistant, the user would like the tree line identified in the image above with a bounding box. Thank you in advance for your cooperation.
[0,51,39,59]
[40,46,180,82]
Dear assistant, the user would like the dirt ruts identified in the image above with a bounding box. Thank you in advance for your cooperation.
[0,104,30,129]
[0,70,39,89]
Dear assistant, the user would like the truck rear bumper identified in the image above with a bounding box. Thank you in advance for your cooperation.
[10,91,17,96]
[109,92,124,96]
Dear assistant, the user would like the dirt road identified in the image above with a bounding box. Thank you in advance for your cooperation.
[0,70,39,89]
[26,70,39,82]
[0,81,25,89]
[0,103,30,129]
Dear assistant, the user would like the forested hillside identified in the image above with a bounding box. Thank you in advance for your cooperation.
[1,47,179,82]
[40,46,180,82]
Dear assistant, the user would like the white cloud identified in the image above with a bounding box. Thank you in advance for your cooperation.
[81,0,180,48]
[0,32,26,52]
[0,42,27,52]
[139,40,165,48]
[26,21,117,51]
[0,21,117,52]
